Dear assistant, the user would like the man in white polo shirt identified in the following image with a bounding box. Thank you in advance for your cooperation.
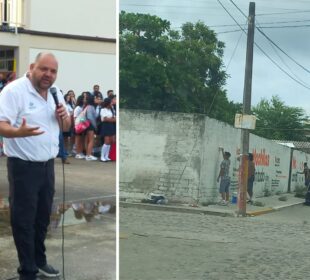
[0,52,70,280]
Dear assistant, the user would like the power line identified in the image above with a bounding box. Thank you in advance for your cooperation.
[259,24,310,29]
[226,30,244,70]
[256,127,310,131]
[257,10,310,16]
[121,3,218,9]
[218,0,310,91]
[179,24,310,35]
[256,21,310,89]
[215,24,310,33]
[208,24,245,114]
[122,2,310,16]
[256,27,310,74]
[228,0,310,75]
[216,29,243,34]
[209,19,310,28]
[254,45,310,90]
[257,19,310,25]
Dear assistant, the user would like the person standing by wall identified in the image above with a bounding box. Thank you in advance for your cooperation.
[0,52,70,280]
[247,153,256,204]
[298,162,310,188]
[297,162,310,206]
[217,147,231,205]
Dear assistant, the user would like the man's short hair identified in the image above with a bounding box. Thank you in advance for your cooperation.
[224,152,231,158]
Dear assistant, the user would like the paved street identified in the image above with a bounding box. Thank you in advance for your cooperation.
[120,205,310,280]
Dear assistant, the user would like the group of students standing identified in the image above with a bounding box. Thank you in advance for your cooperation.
[61,84,116,162]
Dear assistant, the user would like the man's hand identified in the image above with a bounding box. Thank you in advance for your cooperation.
[55,103,69,121]
[217,176,220,183]
[16,118,44,137]
[0,118,44,138]
[55,103,71,131]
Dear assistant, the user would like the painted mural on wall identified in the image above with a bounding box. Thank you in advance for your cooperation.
[290,150,310,191]
[251,148,288,195]
[229,146,289,198]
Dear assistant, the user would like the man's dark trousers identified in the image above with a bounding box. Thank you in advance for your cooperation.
[7,157,55,279]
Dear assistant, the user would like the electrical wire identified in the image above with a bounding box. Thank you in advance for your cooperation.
[257,26,310,75]
[255,127,310,131]
[228,0,310,77]
[258,24,310,29]
[122,2,310,16]
[216,29,243,34]
[268,42,310,88]
[218,0,310,91]
[208,26,245,114]
[121,3,215,10]
[226,31,244,70]
[256,20,310,89]
[257,10,310,16]
[209,19,310,28]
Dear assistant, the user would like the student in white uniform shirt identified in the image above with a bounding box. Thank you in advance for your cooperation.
[99,97,116,162]
[0,52,70,280]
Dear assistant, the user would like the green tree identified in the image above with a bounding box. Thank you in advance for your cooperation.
[120,11,240,124]
[252,95,309,141]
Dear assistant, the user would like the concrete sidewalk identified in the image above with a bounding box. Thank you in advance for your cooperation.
[120,193,305,217]
[0,213,116,280]
[0,155,116,280]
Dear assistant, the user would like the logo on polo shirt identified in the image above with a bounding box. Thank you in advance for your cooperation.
[28,102,36,110]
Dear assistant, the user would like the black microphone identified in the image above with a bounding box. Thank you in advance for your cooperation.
[50,87,60,108]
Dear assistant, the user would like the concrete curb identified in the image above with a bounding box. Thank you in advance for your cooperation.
[272,201,304,211]
[247,201,304,216]
[121,200,305,217]
[120,202,235,217]
[246,207,275,216]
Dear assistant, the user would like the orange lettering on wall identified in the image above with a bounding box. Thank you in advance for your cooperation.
[252,149,270,167]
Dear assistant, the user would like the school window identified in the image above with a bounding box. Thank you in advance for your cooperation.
[0,0,24,27]
[0,49,15,71]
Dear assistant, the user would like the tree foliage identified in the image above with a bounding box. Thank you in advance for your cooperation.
[252,95,309,141]
[120,11,241,124]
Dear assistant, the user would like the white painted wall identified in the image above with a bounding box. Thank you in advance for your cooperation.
[29,48,116,97]
[120,111,204,202]
[249,134,291,196]
[29,0,116,38]
[120,110,305,203]
[290,149,310,191]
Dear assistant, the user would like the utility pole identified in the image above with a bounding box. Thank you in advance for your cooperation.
[238,2,255,216]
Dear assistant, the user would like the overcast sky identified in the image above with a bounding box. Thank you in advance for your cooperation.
[120,0,310,115]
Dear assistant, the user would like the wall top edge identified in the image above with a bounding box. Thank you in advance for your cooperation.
[0,27,116,43]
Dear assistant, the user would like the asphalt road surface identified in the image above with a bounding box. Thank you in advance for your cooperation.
[120,204,310,280]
